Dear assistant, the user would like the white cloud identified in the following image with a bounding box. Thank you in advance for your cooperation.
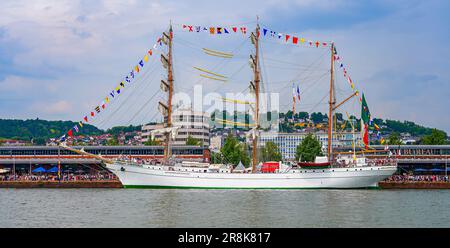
[30,100,72,115]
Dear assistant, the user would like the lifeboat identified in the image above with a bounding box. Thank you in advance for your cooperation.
[297,161,331,169]
[297,156,330,169]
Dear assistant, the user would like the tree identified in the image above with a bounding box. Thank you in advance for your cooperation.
[279,122,293,133]
[144,137,160,146]
[421,129,447,145]
[220,135,250,167]
[106,136,119,146]
[387,132,402,145]
[211,152,223,164]
[310,112,324,124]
[106,125,142,136]
[33,137,46,145]
[295,133,323,162]
[186,135,200,146]
[285,110,293,120]
[261,141,282,162]
[298,112,309,120]
[0,119,103,141]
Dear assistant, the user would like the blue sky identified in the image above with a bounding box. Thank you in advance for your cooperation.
[0,0,449,133]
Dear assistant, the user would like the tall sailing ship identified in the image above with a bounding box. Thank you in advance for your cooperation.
[62,21,397,189]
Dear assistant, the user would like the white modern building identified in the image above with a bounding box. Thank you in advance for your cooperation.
[258,131,362,160]
[141,123,165,143]
[141,109,210,147]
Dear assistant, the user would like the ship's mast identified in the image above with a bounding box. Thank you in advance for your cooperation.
[163,24,174,160]
[250,22,261,173]
[327,43,336,161]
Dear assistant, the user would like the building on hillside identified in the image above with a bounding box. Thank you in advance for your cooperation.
[141,109,210,147]
[257,131,362,160]
[0,139,28,146]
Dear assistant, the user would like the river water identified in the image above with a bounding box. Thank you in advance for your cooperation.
[0,189,448,227]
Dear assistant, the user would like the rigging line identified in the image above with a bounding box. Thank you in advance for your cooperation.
[114,78,162,126]
[93,71,155,128]
[288,48,328,85]
[173,38,204,52]
[227,61,249,80]
[181,37,250,96]
[172,20,257,28]
[115,88,160,128]
[261,38,332,50]
[78,57,160,127]
[174,56,248,83]
[94,64,160,128]
[127,90,163,125]
[305,92,329,114]
[141,111,161,126]
[94,63,159,126]
[136,103,159,126]
[172,40,248,88]
[294,72,330,96]
[263,64,328,72]
[174,36,248,60]
[263,56,330,67]
[278,73,329,112]
[79,163,103,173]
[268,48,328,95]
[264,50,328,98]
[276,71,329,92]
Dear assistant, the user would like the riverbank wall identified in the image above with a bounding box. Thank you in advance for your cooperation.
[0,180,123,188]
[379,181,450,189]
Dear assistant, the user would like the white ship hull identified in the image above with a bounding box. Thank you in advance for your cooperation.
[106,163,397,189]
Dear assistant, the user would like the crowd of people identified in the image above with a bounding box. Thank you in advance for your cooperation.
[0,173,117,182]
[385,174,449,183]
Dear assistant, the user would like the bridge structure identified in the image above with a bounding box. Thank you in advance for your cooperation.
[334,145,450,174]
[0,146,210,174]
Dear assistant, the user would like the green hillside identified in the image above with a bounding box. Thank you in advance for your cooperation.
[0,119,103,141]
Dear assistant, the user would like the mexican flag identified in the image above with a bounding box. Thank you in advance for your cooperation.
[360,93,370,149]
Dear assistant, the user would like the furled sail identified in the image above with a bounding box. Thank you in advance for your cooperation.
[158,101,168,116]
[202,48,233,58]
[161,54,169,69]
[160,80,169,92]
[150,126,180,140]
